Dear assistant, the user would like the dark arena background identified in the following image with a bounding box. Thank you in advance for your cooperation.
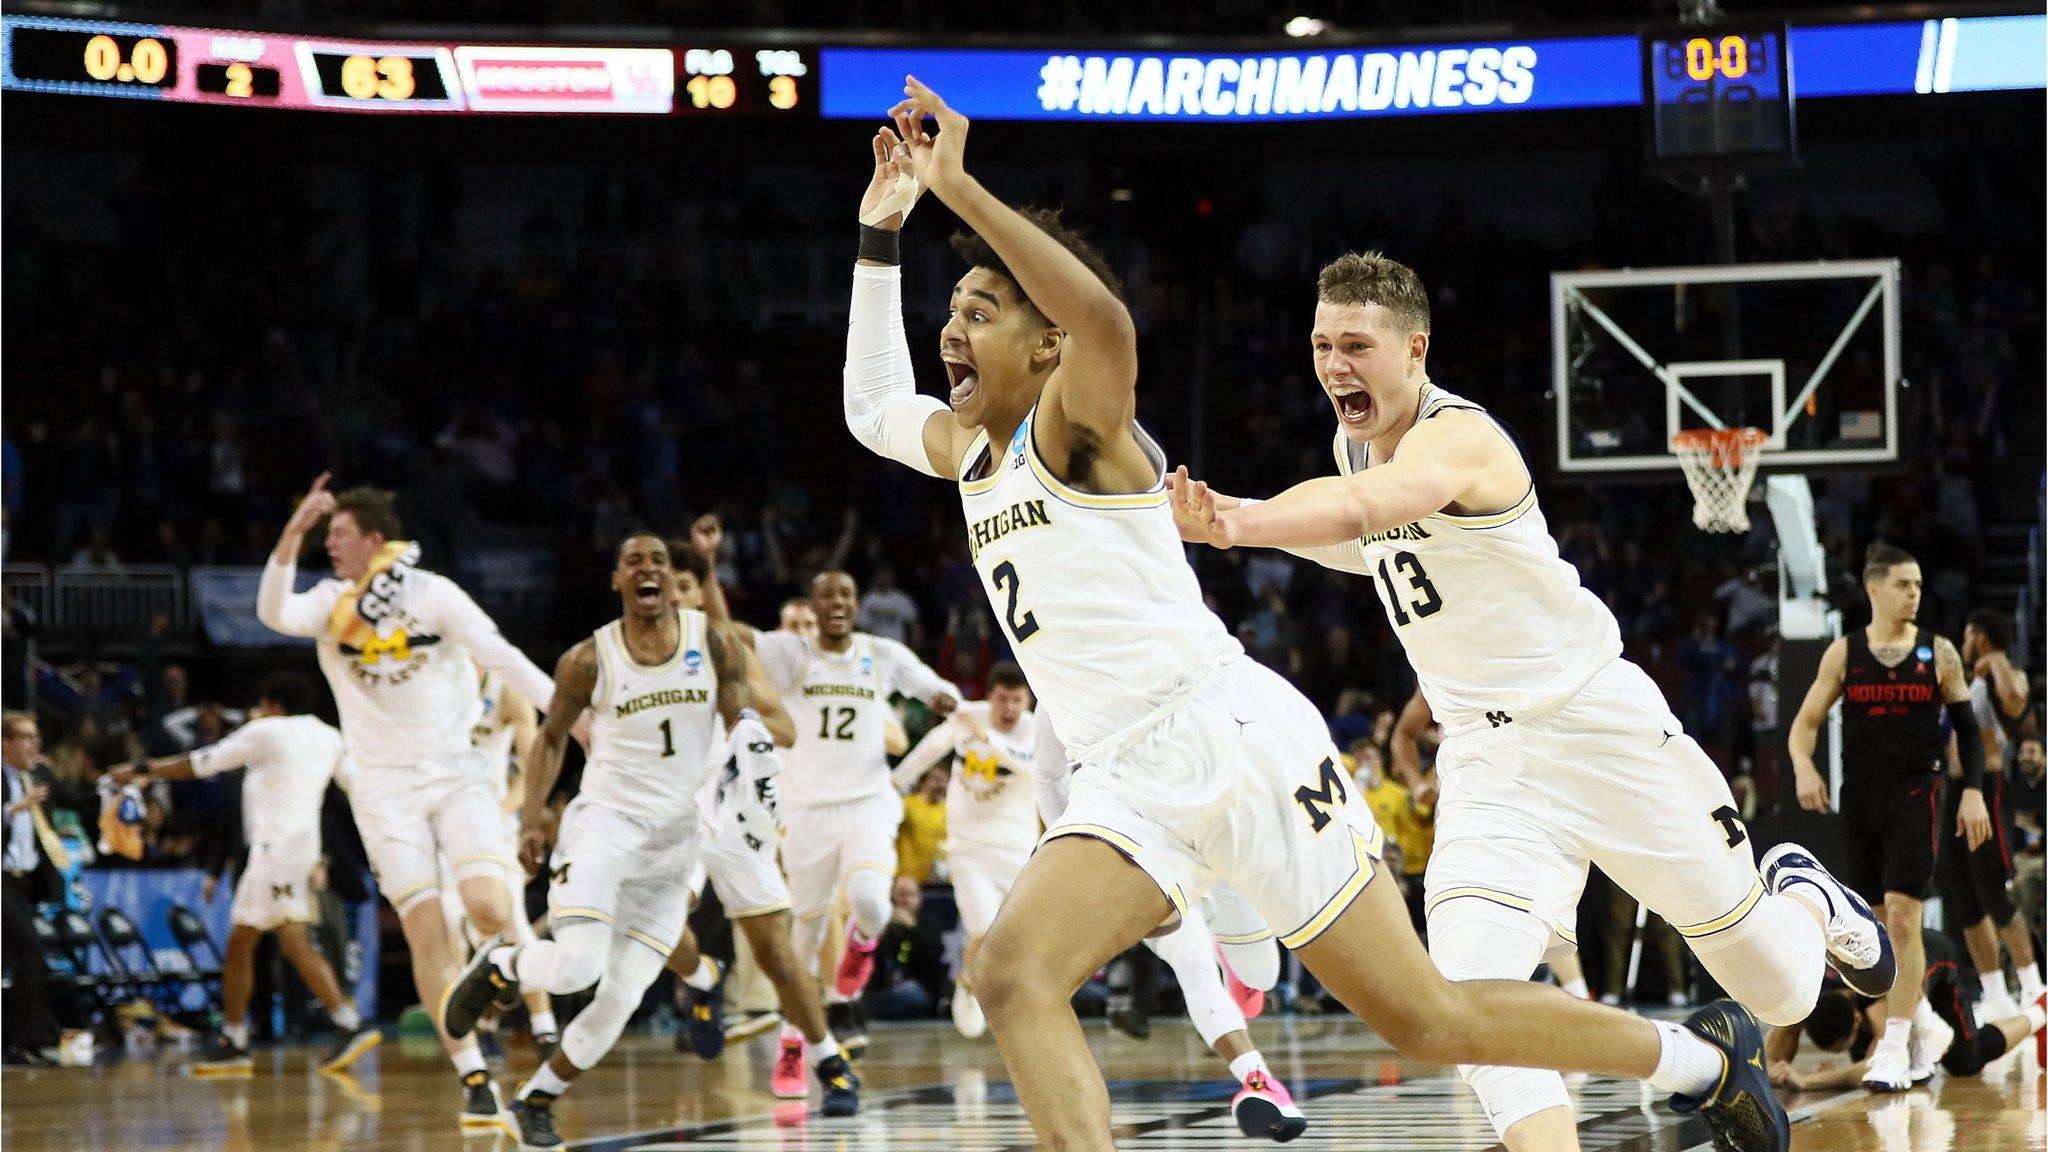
[2,1,2043,1150]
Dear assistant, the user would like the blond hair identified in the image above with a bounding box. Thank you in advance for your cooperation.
[1316,251,1431,334]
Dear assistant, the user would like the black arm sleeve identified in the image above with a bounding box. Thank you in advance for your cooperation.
[1949,700,1987,791]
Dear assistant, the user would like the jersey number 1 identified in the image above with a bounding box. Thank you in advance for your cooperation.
[992,560,1041,643]
[658,718,676,758]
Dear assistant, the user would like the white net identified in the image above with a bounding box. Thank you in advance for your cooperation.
[1673,429,1768,533]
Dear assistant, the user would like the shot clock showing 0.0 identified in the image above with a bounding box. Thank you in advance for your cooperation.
[1643,23,1796,167]
[678,45,816,114]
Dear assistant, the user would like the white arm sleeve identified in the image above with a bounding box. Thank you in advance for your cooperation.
[1237,497,1373,575]
[257,558,337,637]
[892,713,961,793]
[189,721,272,778]
[876,637,959,705]
[844,264,949,478]
[426,576,554,713]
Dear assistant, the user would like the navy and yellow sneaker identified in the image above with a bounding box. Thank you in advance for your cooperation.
[458,1070,508,1132]
[1758,843,1895,998]
[816,1052,862,1117]
[191,1030,253,1077]
[442,938,520,1040]
[677,958,727,1060]
[318,1023,383,1073]
[508,1091,562,1150]
[1669,1001,1790,1152]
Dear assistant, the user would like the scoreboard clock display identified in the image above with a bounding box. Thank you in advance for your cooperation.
[1642,24,1796,167]
[7,24,177,95]
[296,40,462,109]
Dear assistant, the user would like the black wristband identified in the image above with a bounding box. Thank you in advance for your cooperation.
[857,224,901,265]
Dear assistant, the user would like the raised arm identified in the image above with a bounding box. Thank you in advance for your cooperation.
[1787,638,1847,813]
[892,79,1139,465]
[520,641,596,874]
[258,473,341,637]
[842,125,966,480]
[1981,649,2030,719]
[709,622,797,748]
[892,712,960,793]
[1197,413,1515,551]
[687,514,743,633]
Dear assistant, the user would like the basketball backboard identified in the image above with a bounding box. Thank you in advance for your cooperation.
[1551,259,1901,473]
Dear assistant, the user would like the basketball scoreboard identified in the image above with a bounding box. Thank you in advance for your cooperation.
[3,12,2039,120]
[0,17,813,114]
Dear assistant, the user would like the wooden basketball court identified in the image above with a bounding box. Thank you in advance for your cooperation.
[3,1017,2040,1150]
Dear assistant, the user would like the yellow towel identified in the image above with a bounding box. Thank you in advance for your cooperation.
[325,540,419,646]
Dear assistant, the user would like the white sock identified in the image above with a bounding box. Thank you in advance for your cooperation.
[1913,998,1942,1031]
[2018,963,2044,1005]
[331,1004,361,1031]
[451,1043,487,1077]
[222,1021,250,1049]
[683,957,720,992]
[810,1034,842,1064]
[1647,1021,1724,1097]
[529,1010,557,1037]
[1879,1017,1910,1052]
[520,1061,571,1099]
[1560,975,1591,1000]
[1228,1051,1270,1084]
[2023,1001,2046,1033]
[824,991,850,1007]
[780,1023,805,1045]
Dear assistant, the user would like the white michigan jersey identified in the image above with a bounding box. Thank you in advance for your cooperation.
[472,670,518,802]
[897,702,1041,856]
[957,409,1241,755]
[755,631,954,808]
[585,609,721,822]
[1328,384,1621,737]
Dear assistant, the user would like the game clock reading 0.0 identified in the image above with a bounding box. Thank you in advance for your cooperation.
[8,26,177,92]
[1643,24,1795,167]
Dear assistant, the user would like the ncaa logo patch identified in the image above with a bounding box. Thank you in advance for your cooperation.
[684,648,704,672]
[1915,645,1933,661]
[860,655,874,674]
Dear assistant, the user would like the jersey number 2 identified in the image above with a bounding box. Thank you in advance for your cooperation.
[992,560,1041,643]
[1377,551,1443,627]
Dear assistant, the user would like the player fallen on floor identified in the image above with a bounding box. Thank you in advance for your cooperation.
[1766,928,2047,1090]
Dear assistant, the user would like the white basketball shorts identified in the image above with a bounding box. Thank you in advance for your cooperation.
[350,751,514,915]
[230,840,319,930]
[782,789,901,924]
[548,796,700,957]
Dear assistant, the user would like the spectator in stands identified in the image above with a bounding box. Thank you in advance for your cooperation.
[2012,736,2045,946]
[896,766,948,885]
[863,876,948,1021]
[855,565,922,649]
[1677,614,1744,759]
[2,711,61,1064]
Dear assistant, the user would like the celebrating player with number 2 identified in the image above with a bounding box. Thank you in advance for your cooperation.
[843,75,1813,1152]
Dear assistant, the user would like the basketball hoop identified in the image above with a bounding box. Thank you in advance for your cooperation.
[1672,428,1768,533]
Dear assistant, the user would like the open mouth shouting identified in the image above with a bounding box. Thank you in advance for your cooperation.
[1328,383,1374,429]
[633,578,664,612]
[942,351,979,409]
